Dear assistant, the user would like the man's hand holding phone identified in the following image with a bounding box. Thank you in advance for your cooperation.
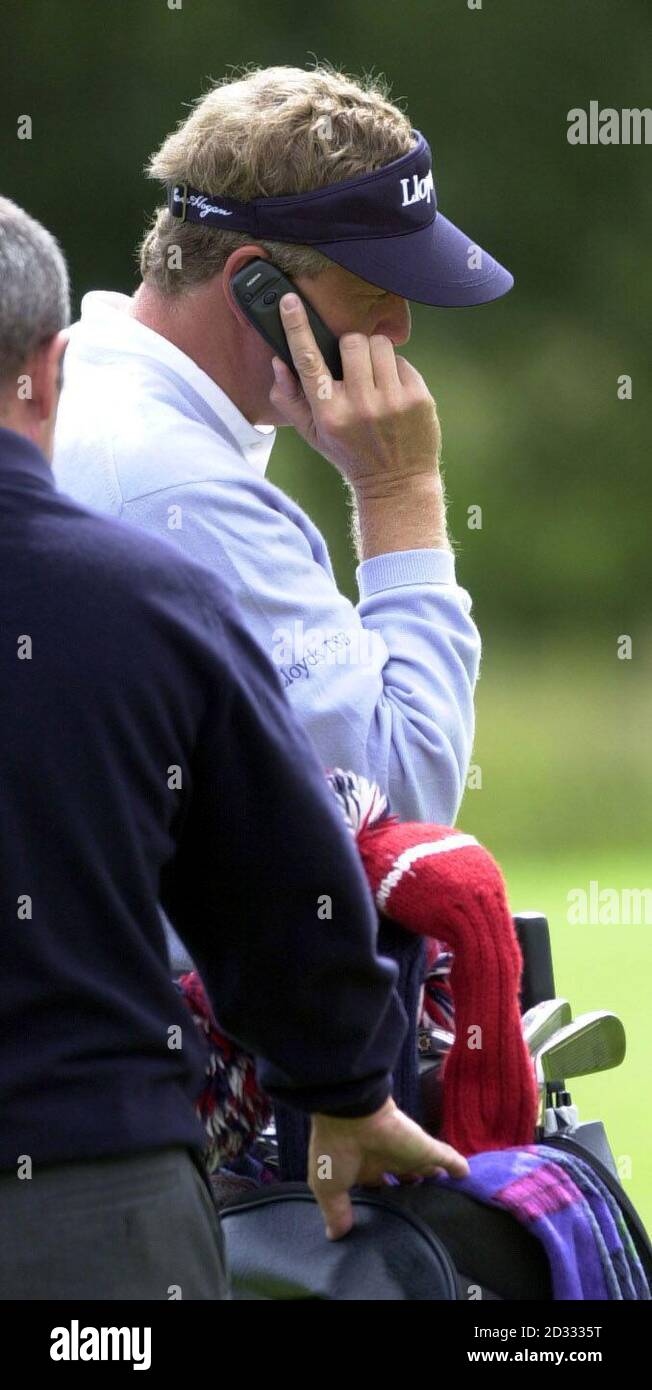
[269,293,449,557]
[270,292,441,491]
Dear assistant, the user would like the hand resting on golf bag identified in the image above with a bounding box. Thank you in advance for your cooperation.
[308,1096,469,1240]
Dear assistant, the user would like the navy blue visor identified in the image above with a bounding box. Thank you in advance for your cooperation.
[167,129,513,308]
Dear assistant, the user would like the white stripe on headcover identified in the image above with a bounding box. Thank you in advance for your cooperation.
[376,833,480,914]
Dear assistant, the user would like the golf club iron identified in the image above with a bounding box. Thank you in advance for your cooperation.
[534,1010,626,1086]
[531,1011,625,1138]
[521,998,572,1054]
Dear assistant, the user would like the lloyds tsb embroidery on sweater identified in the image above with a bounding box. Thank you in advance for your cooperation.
[275,629,352,687]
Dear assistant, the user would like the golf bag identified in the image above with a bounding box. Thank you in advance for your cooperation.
[220,913,652,1300]
[220,1181,553,1300]
[219,1131,652,1300]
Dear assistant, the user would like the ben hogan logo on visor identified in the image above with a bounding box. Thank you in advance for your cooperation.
[172,189,233,219]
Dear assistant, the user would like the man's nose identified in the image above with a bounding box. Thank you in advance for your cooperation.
[375,298,412,348]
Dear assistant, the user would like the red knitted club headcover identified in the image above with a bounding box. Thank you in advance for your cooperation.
[356,819,539,1156]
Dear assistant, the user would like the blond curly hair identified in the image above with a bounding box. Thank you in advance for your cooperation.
[139,61,416,295]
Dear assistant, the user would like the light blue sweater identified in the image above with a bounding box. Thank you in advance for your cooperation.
[54,292,481,834]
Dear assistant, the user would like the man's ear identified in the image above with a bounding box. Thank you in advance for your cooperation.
[27,329,69,424]
[222,245,271,326]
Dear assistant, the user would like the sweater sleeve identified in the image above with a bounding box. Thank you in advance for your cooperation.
[159,590,407,1119]
[123,473,480,827]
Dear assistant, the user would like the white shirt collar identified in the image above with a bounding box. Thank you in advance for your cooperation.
[74,291,277,477]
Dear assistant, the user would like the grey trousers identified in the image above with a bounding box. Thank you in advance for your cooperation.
[0,1146,229,1300]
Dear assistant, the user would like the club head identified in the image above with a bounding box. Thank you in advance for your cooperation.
[534,1011,626,1084]
[522,998,572,1054]
[420,1024,454,1054]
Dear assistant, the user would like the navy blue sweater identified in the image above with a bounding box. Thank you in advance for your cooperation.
[0,427,406,1171]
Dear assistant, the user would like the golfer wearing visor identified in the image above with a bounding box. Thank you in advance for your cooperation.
[55,66,512,970]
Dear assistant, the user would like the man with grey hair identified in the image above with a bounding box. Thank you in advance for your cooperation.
[0,197,69,454]
[54,62,513,976]
[0,197,468,1300]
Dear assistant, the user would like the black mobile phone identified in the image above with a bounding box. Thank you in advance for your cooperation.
[231,258,343,381]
